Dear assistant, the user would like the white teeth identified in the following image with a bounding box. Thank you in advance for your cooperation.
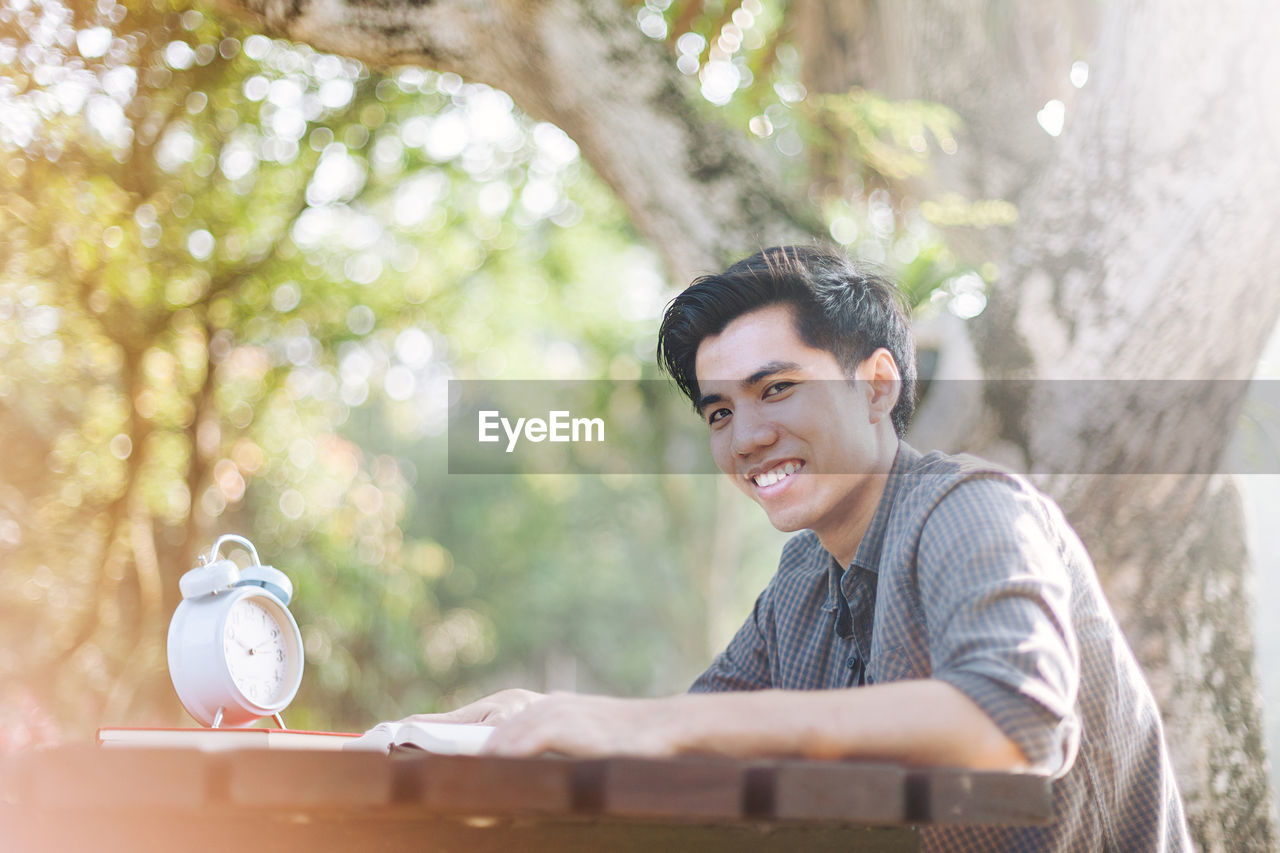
[752,461,801,487]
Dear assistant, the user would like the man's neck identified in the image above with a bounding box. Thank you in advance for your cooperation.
[818,440,899,567]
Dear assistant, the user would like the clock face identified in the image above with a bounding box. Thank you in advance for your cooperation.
[222,596,294,708]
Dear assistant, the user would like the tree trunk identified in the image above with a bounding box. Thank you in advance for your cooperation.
[827,0,1280,845]
[983,2,1280,843]
[208,0,1280,845]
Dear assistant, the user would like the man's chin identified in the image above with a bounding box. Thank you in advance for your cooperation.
[759,506,807,533]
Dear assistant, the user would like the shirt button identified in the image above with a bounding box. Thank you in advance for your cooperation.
[846,655,858,669]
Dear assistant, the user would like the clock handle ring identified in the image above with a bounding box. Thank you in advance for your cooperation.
[208,534,262,567]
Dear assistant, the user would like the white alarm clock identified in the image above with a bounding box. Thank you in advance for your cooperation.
[167,534,304,728]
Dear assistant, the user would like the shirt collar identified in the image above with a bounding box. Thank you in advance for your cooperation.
[823,440,922,610]
[850,440,921,573]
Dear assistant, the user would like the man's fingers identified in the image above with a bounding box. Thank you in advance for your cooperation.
[482,718,555,757]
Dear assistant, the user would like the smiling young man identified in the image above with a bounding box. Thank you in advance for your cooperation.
[413,246,1190,851]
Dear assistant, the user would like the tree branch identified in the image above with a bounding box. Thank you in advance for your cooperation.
[209,0,815,283]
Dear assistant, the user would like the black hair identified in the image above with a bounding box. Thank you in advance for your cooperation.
[656,245,917,436]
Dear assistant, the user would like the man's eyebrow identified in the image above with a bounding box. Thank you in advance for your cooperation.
[744,360,802,387]
[694,391,722,416]
[694,361,803,414]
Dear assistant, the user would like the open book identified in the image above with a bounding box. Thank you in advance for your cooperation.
[344,720,494,755]
[97,721,492,755]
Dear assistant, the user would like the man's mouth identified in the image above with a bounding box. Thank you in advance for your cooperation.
[748,460,804,488]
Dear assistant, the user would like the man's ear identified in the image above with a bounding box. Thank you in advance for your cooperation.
[856,348,901,425]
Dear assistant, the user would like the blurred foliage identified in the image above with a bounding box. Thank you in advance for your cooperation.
[0,0,982,744]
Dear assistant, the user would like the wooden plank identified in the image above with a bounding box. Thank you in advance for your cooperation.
[596,757,746,819]
[0,808,920,852]
[770,760,907,824]
[907,768,1052,824]
[13,746,207,809]
[225,750,394,808]
[399,753,575,814]
[4,746,1039,843]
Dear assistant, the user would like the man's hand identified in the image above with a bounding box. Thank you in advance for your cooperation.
[483,692,680,758]
[400,688,546,727]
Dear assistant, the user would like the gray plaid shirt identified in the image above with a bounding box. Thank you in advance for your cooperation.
[690,442,1190,851]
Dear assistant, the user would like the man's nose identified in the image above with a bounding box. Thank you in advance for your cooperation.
[731,409,779,457]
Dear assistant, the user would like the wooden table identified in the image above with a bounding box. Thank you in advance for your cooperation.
[0,747,1051,852]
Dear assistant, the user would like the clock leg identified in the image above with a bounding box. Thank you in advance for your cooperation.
[212,707,224,729]
[273,712,287,730]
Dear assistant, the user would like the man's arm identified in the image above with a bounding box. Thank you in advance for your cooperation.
[914,476,1080,775]
[481,680,1027,769]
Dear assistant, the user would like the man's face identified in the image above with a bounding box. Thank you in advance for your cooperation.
[693,304,894,550]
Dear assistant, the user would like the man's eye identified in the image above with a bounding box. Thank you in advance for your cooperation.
[707,408,731,425]
[763,381,795,398]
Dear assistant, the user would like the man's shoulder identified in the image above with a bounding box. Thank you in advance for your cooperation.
[907,446,1019,480]
[897,447,1037,509]
[892,447,1084,559]
[887,447,1070,542]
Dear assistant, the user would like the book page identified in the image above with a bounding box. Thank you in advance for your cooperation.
[345,720,495,755]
